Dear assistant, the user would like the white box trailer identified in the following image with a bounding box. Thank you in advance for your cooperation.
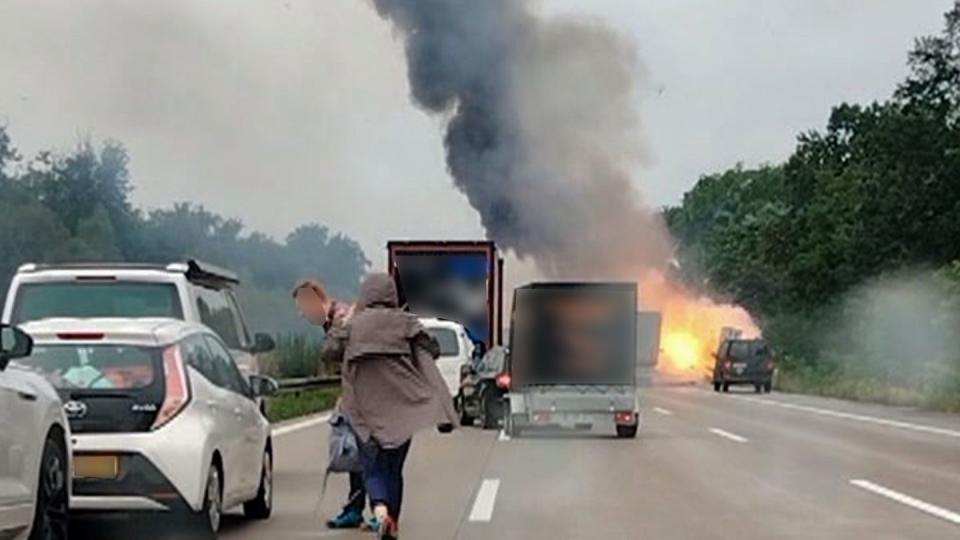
[636,311,662,387]
[504,283,661,439]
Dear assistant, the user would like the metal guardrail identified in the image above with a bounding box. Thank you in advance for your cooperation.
[276,375,341,394]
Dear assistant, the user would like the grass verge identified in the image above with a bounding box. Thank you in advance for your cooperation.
[776,367,960,413]
[266,387,340,423]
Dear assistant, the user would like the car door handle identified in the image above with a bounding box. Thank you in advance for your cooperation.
[206,400,221,410]
[18,391,37,402]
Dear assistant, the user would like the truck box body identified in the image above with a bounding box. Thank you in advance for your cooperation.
[510,282,637,387]
[388,240,503,348]
[506,282,644,437]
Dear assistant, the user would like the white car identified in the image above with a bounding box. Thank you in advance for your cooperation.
[2,261,276,378]
[13,318,278,538]
[0,323,71,540]
[420,318,475,397]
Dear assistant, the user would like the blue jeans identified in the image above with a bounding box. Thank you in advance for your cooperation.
[362,440,412,521]
[344,471,366,514]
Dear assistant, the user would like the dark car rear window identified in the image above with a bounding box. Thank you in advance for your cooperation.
[12,282,182,323]
[727,340,769,359]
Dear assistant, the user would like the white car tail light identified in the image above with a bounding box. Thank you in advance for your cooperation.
[152,344,191,430]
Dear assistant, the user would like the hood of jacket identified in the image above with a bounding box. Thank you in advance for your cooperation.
[356,273,399,310]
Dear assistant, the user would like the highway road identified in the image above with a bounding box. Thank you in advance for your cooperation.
[72,385,959,539]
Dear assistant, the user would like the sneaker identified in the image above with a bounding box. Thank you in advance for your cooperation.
[326,509,364,529]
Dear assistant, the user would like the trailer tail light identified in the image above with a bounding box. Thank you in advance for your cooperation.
[495,372,512,390]
[56,332,105,341]
[152,344,191,431]
[615,411,636,425]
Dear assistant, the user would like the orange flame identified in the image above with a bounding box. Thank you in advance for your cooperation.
[638,271,760,377]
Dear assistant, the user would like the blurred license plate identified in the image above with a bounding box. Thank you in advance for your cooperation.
[733,363,747,374]
[74,455,119,479]
[533,413,591,426]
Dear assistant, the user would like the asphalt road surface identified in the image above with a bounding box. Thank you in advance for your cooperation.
[72,385,960,540]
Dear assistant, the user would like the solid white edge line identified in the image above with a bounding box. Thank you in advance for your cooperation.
[653,407,673,416]
[273,412,332,437]
[850,479,960,526]
[468,479,501,522]
[729,395,960,439]
[709,427,748,443]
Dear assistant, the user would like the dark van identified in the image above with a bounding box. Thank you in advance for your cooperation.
[712,339,775,393]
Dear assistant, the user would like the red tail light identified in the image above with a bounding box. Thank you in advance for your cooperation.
[723,361,733,369]
[615,411,636,424]
[495,372,512,390]
[766,360,776,370]
[152,345,191,430]
[57,332,105,340]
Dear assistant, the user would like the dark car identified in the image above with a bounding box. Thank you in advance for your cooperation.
[458,346,511,429]
[712,339,775,393]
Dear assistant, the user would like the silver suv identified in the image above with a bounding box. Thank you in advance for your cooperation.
[13,318,277,538]
[2,261,275,377]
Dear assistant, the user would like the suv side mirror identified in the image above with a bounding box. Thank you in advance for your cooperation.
[249,374,279,398]
[251,333,276,354]
[0,324,34,371]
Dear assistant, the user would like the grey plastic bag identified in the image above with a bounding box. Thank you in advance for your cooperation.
[327,412,363,473]
[316,412,365,515]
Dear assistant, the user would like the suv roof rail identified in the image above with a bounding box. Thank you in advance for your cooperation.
[17,262,169,273]
[15,260,240,285]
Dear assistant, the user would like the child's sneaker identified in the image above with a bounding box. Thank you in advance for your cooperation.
[325,509,363,529]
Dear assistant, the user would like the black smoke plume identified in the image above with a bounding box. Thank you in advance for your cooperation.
[372,0,671,278]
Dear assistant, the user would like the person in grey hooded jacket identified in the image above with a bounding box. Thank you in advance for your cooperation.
[322,273,458,539]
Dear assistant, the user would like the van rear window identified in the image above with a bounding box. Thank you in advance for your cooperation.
[12,282,182,323]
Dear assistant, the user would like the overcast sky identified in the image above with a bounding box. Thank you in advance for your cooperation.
[0,0,953,267]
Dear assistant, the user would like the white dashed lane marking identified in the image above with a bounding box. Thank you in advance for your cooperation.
[709,427,748,443]
[850,479,960,526]
[468,479,501,522]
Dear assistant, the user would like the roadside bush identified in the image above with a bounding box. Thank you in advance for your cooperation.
[260,334,326,379]
[266,387,339,423]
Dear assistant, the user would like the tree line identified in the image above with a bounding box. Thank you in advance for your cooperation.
[0,127,369,336]
[664,3,960,409]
